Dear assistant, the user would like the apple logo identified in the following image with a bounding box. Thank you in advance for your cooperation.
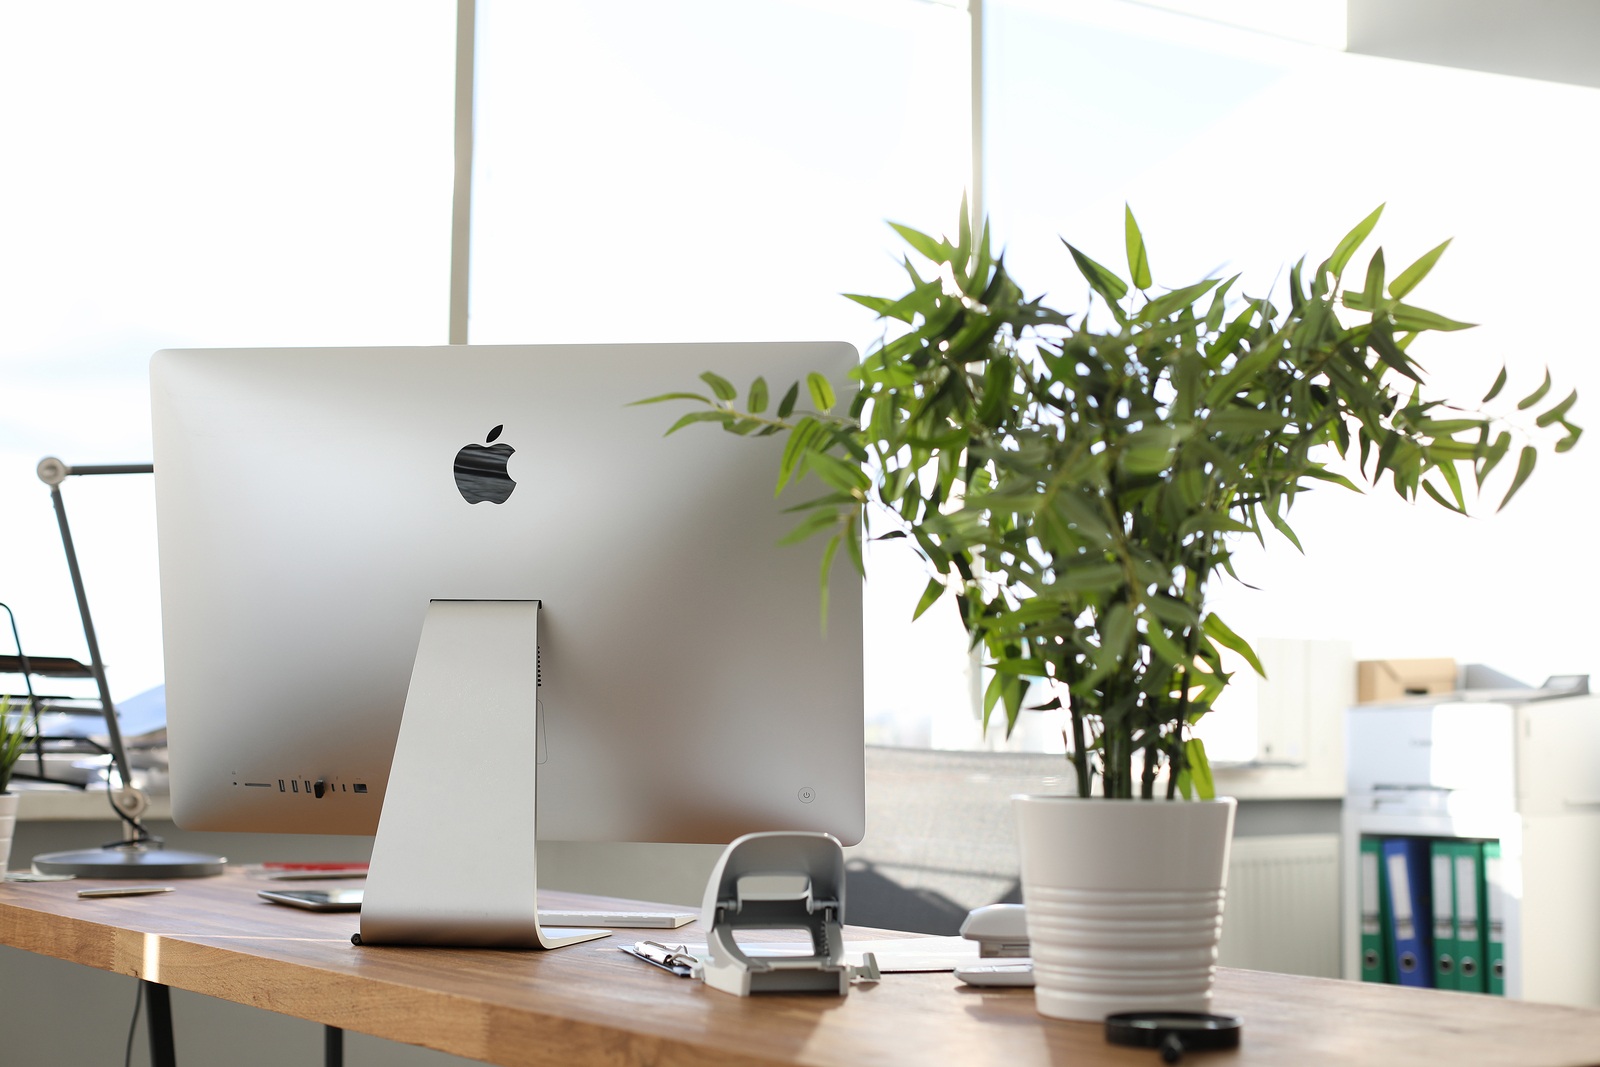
[454,424,516,504]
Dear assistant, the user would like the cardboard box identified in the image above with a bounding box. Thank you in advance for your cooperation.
[1356,658,1457,704]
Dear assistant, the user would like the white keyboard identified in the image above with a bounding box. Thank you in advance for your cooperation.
[540,910,695,929]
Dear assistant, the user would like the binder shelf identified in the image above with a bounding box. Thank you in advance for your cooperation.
[1355,834,1505,994]
[1343,695,1600,1007]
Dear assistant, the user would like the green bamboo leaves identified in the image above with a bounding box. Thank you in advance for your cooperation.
[1064,240,1129,311]
[0,696,35,794]
[1125,205,1153,291]
[1389,239,1451,299]
[1324,203,1385,279]
[640,201,1578,801]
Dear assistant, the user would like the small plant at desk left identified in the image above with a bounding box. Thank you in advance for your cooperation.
[0,696,36,794]
[0,697,36,873]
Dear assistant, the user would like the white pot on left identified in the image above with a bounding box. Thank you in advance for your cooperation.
[0,792,18,877]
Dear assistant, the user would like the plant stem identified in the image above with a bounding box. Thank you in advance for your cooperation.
[1064,655,1092,798]
[1140,722,1158,799]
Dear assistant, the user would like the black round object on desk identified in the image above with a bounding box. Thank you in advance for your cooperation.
[1104,1012,1242,1062]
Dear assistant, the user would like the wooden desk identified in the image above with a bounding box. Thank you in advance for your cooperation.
[4,869,1600,1066]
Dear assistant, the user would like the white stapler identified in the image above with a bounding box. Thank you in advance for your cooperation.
[956,903,1034,987]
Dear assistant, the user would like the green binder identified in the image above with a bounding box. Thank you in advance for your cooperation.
[1484,840,1506,996]
[1429,839,1458,990]
[1452,840,1488,993]
[1360,837,1393,983]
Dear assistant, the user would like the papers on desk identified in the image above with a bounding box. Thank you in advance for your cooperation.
[845,936,978,972]
[623,936,979,977]
[241,862,370,881]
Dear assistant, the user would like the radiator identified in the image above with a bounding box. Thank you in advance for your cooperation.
[1216,833,1341,978]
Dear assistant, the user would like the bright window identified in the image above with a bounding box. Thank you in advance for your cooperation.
[469,0,974,749]
[979,0,1600,759]
[0,2,454,699]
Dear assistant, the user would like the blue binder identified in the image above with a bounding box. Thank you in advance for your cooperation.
[1382,837,1433,988]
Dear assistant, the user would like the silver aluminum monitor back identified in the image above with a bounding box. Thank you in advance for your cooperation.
[151,343,864,846]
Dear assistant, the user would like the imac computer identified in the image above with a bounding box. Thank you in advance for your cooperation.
[150,342,865,948]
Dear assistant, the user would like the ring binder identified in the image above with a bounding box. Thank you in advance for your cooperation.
[1382,838,1432,988]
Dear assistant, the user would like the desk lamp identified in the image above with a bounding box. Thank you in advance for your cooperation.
[29,457,224,878]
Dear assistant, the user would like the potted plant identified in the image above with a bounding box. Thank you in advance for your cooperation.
[641,203,1577,1019]
[1,697,36,876]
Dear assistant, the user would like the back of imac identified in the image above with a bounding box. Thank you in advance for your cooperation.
[151,343,865,847]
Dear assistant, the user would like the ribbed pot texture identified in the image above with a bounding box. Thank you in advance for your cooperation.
[1012,795,1237,1022]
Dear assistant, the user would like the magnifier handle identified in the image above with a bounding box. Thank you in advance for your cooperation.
[1159,1033,1184,1064]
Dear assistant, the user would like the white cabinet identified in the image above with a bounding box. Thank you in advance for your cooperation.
[1341,694,1600,1005]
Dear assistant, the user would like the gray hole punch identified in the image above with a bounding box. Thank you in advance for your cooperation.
[700,831,880,996]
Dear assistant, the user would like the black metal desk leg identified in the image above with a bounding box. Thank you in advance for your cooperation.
[143,980,176,1067]
[325,1024,344,1067]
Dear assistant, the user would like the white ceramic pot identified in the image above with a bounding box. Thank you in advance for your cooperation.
[0,792,17,877]
[1012,794,1237,1022]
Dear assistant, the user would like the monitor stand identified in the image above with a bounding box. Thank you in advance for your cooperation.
[356,599,607,949]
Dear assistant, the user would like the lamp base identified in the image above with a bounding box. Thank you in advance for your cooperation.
[33,841,225,879]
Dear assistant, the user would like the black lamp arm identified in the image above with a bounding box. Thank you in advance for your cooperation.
[36,457,154,811]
